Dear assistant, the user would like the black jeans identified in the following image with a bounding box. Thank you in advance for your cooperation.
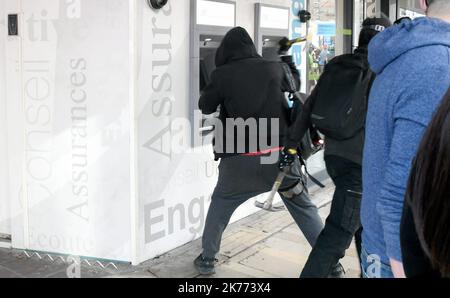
[300,155,363,278]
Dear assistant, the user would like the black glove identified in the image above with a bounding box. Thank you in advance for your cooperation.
[278,37,292,56]
[278,148,298,171]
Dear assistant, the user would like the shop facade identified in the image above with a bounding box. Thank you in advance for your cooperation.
[0,0,426,265]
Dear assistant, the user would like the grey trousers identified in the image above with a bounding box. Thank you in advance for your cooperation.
[202,154,325,259]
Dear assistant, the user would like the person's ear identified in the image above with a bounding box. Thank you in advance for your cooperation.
[420,0,429,11]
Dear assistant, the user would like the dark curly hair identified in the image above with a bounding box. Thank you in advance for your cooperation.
[407,87,450,277]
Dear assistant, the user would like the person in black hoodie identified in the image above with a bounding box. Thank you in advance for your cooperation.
[280,18,392,278]
[195,27,326,276]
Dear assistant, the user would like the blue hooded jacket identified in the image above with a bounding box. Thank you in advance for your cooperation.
[362,17,450,264]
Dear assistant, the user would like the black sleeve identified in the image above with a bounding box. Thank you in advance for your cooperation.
[198,70,223,115]
[280,55,301,92]
[284,85,318,149]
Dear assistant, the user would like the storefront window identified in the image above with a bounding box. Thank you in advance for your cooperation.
[352,0,425,50]
[398,0,425,19]
[307,0,337,92]
[353,0,366,50]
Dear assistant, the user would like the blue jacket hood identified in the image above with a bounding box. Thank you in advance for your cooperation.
[369,17,450,74]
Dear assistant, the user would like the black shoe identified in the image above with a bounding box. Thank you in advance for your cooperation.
[194,254,217,275]
[328,263,346,278]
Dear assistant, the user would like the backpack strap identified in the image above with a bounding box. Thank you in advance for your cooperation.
[281,62,298,93]
[299,157,326,188]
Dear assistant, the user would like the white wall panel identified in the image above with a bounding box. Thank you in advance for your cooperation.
[5,0,132,261]
[4,0,25,248]
[136,0,317,262]
[136,0,208,261]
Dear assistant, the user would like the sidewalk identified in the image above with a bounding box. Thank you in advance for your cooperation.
[0,181,361,278]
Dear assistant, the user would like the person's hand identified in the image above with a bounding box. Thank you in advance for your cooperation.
[390,259,406,278]
[278,148,298,171]
[278,37,292,55]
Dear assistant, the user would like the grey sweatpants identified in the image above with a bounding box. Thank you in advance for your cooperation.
[202,154,324,259]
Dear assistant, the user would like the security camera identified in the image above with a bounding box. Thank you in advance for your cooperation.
[298,10,312,23]
[148,0,168,9]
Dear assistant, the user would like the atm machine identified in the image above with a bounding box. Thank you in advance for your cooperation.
[189,0,236,146]
[255,3,325,168]
[255,4,290,61]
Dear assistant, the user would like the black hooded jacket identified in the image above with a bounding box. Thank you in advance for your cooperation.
[199,27,300,160]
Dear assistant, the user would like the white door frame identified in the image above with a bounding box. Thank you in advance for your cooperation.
[0,0,13,238]
[3,0,28,249]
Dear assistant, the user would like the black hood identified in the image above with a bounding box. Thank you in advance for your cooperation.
[215,27,261,67]
[354,46,368,56]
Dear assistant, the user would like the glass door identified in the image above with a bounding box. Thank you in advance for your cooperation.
[398,0,426,19]
[306,0,337,93]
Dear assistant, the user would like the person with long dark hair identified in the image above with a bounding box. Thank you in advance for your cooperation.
[401,87,450,278]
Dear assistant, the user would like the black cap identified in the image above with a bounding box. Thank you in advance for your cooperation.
[362,17,392,33]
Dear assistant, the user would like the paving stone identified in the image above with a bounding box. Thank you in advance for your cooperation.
[138,236,225,278]
[104,271,157,278]
[345,245,360,258]
[0,248,15,264]
[144,245,223,278]
[233,240,309,279]
[262,236,311,258]
[282,224,303,234]
[238,246,307,278]
[274,225,311,247]
[318,204,332,220]
[249,212,294,233]
[1,257,67,278]
[340,254,362,275]
[221,229,267,258]
[344,268,362,279]
[214,262,278,278]
[280,223,323,248]
[227,244,268,264]
[44,266,112,279]
[0,265,23,278]
[45,269,70,278]
[78,266,115,278]
[311,183,335,208]
[198,262,257,279]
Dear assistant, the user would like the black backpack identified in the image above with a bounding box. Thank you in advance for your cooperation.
[310,54,374,140]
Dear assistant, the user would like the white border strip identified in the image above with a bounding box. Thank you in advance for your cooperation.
[17,0,29,250]
[0,242,12,249]
[129,0,139,266]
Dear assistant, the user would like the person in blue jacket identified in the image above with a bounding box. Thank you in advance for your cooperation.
[361,0,450,278]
